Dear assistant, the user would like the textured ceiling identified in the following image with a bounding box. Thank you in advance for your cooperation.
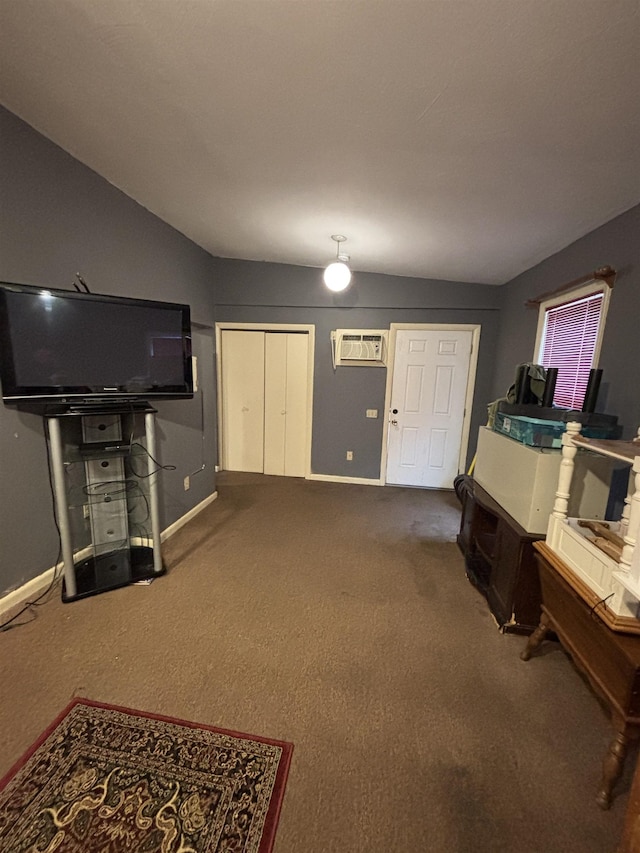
[1,1,639,284]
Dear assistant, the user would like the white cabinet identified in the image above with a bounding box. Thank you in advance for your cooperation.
[474,427,612,534]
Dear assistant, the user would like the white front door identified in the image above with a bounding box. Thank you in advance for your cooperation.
[386,329,473,488]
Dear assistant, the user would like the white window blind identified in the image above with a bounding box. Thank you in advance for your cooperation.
[539,291,604,408]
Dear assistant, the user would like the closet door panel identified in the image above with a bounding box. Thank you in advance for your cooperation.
[284,334,309,477]
[221,330,265,472]
[264,333,287,476]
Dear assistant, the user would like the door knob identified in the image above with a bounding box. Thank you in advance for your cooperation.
[391,419,398,426]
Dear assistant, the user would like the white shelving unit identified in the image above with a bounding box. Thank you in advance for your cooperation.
[546,422,640,629]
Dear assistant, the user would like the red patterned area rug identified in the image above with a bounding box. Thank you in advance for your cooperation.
[0,698,293,853]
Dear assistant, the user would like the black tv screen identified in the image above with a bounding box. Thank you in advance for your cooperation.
[0,282,193,408]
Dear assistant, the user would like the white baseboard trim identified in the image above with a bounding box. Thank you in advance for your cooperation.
[0,565,59,621]
[161,491,218,541]
[0,491,218,621]
[307,473,383,486]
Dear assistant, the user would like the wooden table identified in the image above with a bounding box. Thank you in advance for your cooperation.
[617,748,640,853]
[522,542,640,809]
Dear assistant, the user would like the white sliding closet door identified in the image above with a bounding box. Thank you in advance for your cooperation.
[264,333,308,477]
[221,330,265,472]
[221,330,309,476]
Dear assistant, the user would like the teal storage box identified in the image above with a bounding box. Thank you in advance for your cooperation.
[493,412,616,448]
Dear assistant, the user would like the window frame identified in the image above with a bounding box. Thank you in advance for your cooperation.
[533,278,612,403]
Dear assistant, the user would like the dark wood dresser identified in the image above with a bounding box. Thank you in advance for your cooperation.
[456,477,543,633]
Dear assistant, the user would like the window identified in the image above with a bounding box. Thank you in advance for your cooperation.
[534,280,611,409]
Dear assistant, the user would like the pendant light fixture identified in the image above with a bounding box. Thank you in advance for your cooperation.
[323,235,352,292]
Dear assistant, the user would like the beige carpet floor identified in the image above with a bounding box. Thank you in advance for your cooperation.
[0,472,632,852]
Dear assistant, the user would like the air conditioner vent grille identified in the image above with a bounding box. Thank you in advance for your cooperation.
[331,329,389,367]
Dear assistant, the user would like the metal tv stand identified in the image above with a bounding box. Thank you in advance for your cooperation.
[46,402,165,602]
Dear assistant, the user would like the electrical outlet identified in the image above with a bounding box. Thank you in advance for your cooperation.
[183,475,190,491]
[366,409,378,418]
[346,451,353,461]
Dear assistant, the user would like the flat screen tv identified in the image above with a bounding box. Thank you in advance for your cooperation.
[0,282,193,409]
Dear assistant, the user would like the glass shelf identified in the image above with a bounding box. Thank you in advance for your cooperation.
[48,407,164,603]
[65,477,144,509]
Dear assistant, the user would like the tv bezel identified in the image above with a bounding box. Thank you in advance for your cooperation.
[0,281,194,410]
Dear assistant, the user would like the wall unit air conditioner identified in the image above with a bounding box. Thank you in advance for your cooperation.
[331,329,389,368]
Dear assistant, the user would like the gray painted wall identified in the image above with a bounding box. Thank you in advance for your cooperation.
[3,101,636,602]
[493,203,640,438]
[0,107,218,598]
[213,260,501,479]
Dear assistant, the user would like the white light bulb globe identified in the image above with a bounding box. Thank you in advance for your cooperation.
[323,261,352,292]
